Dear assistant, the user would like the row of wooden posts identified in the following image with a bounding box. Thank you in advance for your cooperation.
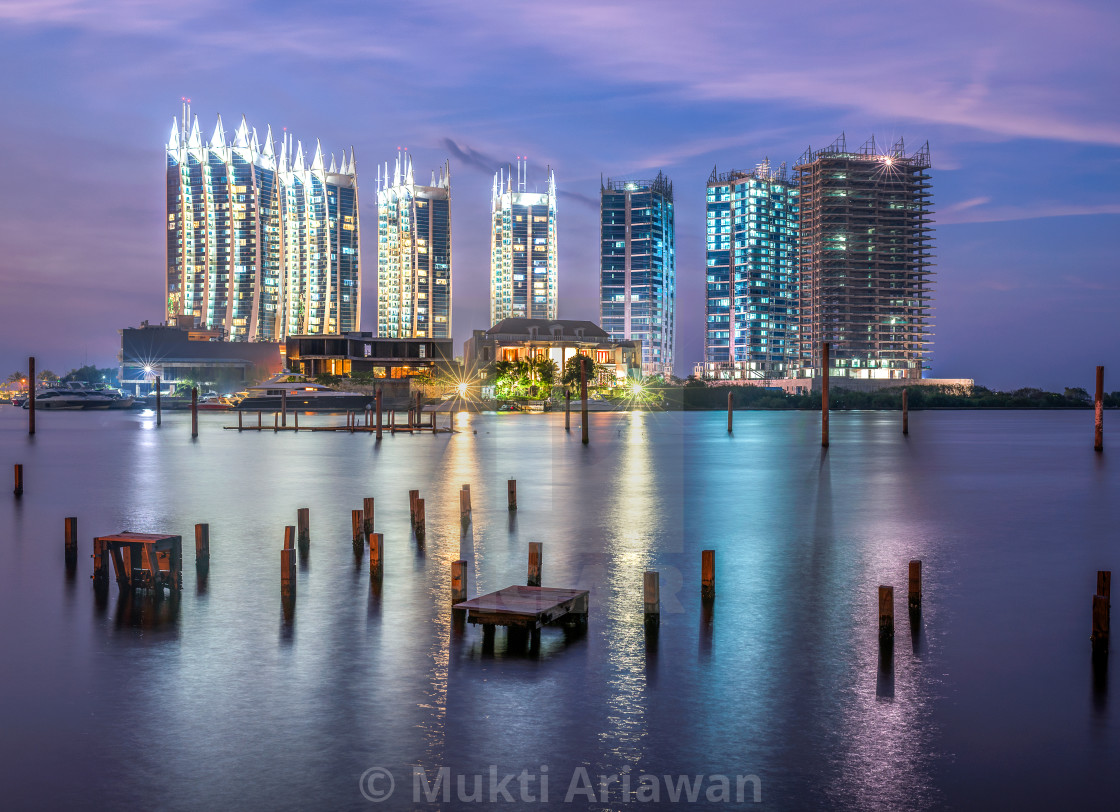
[28,492,1117,656]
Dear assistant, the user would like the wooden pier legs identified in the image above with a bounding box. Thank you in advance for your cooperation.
[27,356,35,435]
[821,341,830,448]
[281,526,296,601]
[191,387,198,438]
[363,498,375,539]
[415,498,426,541]
[727,391,733,433]
[238,411,243,431]
[297,508,310,555]
[13,464,23,497]
[908,560,922,612]
[644,571,660,627]
[879,585,895,647]
[1094,366,1104,452]
[581,359,589,445]
[451,559,468,604]
[154,375,161,427]
[369,533,384,580]
[701,550,715,601]
[408,489,419,527]
[65,517,77,568]
[508,478,517,511]
[1093,570,1111,657]
[194,523,210,570]
[281,391,287,427]
[902,388,909,436]
[459,485,471,527]
[352,509,366,550]
[528,542,542,587]
[565,388,571,432]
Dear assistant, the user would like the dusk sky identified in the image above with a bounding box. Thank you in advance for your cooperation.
[1,0,1117,390]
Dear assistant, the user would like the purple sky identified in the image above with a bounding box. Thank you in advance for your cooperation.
[0,0,1117,390]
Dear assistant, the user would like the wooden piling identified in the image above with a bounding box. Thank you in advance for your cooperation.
[508,479,517,511]
[902,388,909,436]
[528,542,542,587]
[908,560,922,610]
[1098,570,1111,603]
[363,497,375,537]
[414,498,426,539]
[257,411,262,429]
[727,390,733,433]
[644,571,660,626]
[281,546,296,599]
[409,489,419,526]
[459,487,471,525]
[273,412,279,431]
[701,550,715,600]
[1092,594,1109,654]
[451,559,468,604]
[293,410,298,430]
[352,509,365,547]
[194,523,210,566]
[580,356,589,445]
[191,387,198,438]
[821,341,830,448]
[281,390,287,427]
[13,464,22,497]
[238,411,243,431]
[155,375,161,427]
[92,537,109,589]
[369,533,384,579]
[27,356,35,435]
[1094,365,1104,452]
[297,508,310,552]
[65,517,78,562]
[879,585,895,642]
[565,388,571,431]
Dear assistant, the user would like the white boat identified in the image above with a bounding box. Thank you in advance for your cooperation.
[22,383,134,410]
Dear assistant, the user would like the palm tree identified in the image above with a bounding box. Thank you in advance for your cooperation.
[7,371,25,384]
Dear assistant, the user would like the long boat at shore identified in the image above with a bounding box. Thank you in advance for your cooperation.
[234,376,374,413]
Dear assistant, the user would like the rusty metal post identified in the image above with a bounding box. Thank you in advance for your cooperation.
[508,478,517,511]
[27,356,35,435]
[363,497,375,537]
[1094,366,1104,452]
[701,550,715,600]
[908,560,922,611]
[879,585,894,644]
[451,559,467,604]
[297,508,310,554]
[528,542,542,587]
[369,533,384,579]
[821,341,830,448]
[65,517,78,566]
[194,523,209,568]
[13,464,23,497]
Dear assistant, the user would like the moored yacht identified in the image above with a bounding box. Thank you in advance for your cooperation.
[235,375,374,413]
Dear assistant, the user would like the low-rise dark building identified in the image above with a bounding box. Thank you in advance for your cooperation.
[119,320,283,396]
[285,333,455,378]
[464,318,641,382]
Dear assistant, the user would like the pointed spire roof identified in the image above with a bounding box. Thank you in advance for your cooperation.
[311,139,324,171]
[393,153,401,186]
[168,117,180,151]
[262,125,275,160]
[234,115,250,149]
[294,140,305,171]
[405,153,414,186]
[188,116,202,149]
[347,146,356,176]
[250,126,260,153]
[278,132,288,172]
[210,114,226,149]
[328,153,337,173]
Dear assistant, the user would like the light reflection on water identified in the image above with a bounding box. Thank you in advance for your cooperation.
[0,407,1117,809]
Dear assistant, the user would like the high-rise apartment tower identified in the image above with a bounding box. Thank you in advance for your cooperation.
[600,173,675,376]
[376,152,451,339]
[166,107,359,341]
[490,161,557,324]
[794,135,933,380]
[704,160,799,376]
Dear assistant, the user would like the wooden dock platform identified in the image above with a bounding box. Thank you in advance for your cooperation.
[454,586,589,629]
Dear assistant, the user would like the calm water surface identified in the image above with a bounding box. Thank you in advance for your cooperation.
[0,407,1116,810]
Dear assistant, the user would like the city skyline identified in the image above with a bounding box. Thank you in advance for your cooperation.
[0,2,1117,390]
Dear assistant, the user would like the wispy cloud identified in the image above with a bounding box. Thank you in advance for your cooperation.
[941,201,1120,224]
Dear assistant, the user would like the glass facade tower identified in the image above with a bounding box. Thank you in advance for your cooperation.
[490,162,558,324]
[376,153,451,339]
[794,135,933,380]
[600,173,675,376]
[704,160,799,376]
[166,108,359,341]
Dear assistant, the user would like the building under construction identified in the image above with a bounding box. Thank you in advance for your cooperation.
[795,134,933,381]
